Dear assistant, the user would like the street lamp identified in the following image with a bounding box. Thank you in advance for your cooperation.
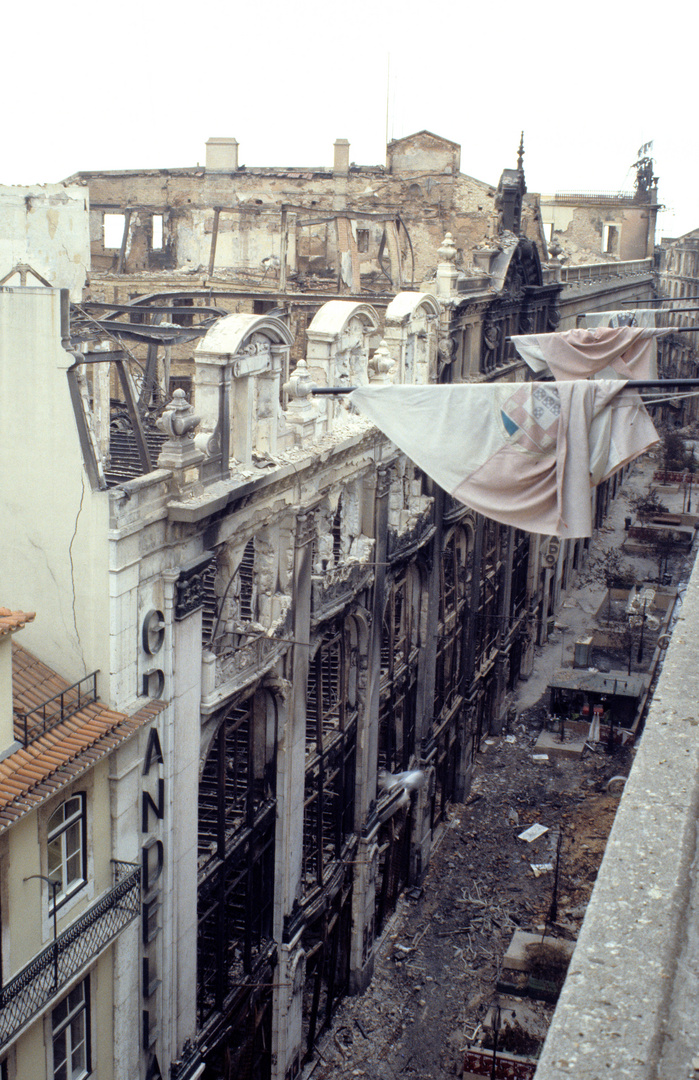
[24,874,61,987]
[489,1001,501,1080]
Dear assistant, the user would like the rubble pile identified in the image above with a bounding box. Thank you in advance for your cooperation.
[304,731,628,1079]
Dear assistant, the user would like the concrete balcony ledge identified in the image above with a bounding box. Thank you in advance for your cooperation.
[535,558,699,1079]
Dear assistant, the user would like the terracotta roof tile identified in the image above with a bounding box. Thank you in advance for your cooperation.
[0,643,167,834]
[0,608,35,636]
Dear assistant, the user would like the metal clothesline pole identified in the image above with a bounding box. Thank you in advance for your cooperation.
[311,378,699,395]
[621,296,699,305]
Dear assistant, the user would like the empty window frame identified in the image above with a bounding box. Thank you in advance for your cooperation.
[103,213,126,250]
[603,224,620,255]
[52,977,91,1080]
[356,229,370,253]
[198,695,275,861]
[379,568,421,773]
[303,625,358,890]
[152,214,163,251]
[474,521,503,669]
[196,692,277,1020]
[47,794,87,911]
[434,527,471,719]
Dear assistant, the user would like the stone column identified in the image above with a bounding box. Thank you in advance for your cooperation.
[348,465,391,992]
[166,566,203,1061]
[413,482,441,880]
[271,511,314,1080]
[193,352,232,478]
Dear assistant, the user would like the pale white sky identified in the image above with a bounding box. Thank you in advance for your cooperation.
[3,0,694,238]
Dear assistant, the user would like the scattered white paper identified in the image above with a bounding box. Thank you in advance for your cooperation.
[531,863,554,877]
[518,823,549,843]
[505,735,516,743]
[532,754,549,762]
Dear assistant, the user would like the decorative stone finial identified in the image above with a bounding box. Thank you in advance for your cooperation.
[283,358,316,401]
[437,232,458,265]
[157,389,200,442]
[517,132,525,172]
[368,340,395,384]
[284,359,320,439]
[156,389,204,475]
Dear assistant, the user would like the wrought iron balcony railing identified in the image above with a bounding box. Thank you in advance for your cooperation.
[16,669,100,746]
[0,861,140,1048]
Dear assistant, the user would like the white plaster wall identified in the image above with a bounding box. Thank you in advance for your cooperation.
[169,611,202,1057]
[0,288,111,691]
[0,185,90,300]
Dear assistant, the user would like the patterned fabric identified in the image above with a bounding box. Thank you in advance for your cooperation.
[501,384,560,452]
[350,381,658,538]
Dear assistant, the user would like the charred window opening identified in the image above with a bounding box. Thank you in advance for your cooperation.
[204,541,257,653]
[511,529,530,619]
[301,873,354,1059]
[379,568,420,774]
[434,527,472,719]
[356,229,370,253]
[172,297,193,327]
[103,213,125,250]
[197,692,277,1030]
[374,802,412,934]
[201,559,218,648]
[169,375,192,399]
[331,500,343,565]
[303,624,358,893]
[433,527,472,823]
[475,521,503,669]
[152,214,163,251]
[238,538,256,621]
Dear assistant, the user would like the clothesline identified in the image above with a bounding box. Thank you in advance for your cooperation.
[621,296,699,305]
[311,379,699,395]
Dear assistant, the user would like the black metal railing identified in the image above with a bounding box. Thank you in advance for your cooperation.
[0,862,139,1047]
[17,670,99,746]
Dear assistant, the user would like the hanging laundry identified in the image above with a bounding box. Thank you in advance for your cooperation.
[511,326,667,381]
[576,314,662,378]
[350,381,658,538]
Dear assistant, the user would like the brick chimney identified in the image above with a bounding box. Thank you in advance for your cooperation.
[0,609,35,755]
[205,138,239,171]
[334,139,350,176]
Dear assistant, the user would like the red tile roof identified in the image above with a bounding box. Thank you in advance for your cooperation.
[0,608,35,636]
[0,642,166,833]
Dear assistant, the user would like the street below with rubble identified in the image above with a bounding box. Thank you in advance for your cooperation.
[302,448,699,1080]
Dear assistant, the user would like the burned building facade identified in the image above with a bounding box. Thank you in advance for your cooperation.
[654,228,699,426]
[0,139,658,1080]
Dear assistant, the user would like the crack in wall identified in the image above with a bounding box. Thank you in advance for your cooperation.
[68,474,87,674]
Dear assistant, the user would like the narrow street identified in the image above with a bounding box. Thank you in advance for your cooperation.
[302,450,699,1080]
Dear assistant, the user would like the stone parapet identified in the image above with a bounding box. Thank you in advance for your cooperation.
[535,556,699,1079]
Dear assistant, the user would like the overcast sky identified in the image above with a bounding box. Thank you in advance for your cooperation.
[3,0,694,238]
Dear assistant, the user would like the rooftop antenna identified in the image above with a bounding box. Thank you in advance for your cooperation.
[385,53,390,146]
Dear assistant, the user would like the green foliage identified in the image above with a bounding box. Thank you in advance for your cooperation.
[629,487,669,521]
[601,548,635,590]
[661,429,691,472]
